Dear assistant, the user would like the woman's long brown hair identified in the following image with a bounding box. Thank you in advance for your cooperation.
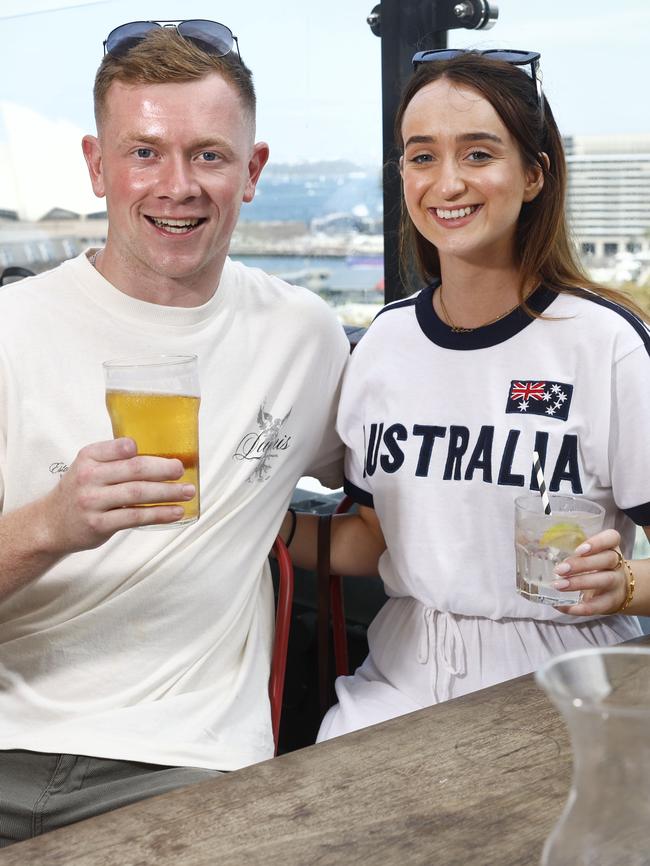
[395,54,648,321]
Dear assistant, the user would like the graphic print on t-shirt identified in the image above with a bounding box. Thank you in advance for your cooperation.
[233,401,293,482]
[362,421,583,493]
[505,380,574,421]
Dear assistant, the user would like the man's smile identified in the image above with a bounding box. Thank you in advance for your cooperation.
[145,216,207,234]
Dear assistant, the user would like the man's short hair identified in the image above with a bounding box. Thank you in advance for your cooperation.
[93,28,256,130]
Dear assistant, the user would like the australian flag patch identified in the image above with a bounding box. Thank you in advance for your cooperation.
[505,380,573,421]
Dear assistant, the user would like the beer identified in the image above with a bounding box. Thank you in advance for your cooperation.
[106,389,200,522]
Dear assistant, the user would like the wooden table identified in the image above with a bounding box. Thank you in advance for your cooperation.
[3,634,649,866]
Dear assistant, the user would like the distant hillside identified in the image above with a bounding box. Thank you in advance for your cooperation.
[263,160,377,176]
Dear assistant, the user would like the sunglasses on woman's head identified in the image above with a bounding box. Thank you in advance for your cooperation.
[411,48,544,122]
[103,19,240,60]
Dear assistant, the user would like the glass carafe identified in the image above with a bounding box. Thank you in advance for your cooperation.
[535,646,650,866]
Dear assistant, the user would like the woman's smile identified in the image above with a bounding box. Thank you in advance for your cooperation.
[428,203,482,226]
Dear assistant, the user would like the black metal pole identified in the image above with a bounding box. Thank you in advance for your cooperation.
[371,0,498,303]
[379,1,446,304]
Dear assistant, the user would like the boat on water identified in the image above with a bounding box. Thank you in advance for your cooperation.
[345,254,384,268]
[273,268,332,292]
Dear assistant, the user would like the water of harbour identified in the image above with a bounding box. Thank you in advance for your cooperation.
[231,254,384,297]
[233,171,385,298]
[241,171,383,225]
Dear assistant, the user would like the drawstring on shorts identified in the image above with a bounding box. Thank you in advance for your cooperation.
[416,608,466,702]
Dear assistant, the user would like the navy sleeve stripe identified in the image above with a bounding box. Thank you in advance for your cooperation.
[374,295,418,320]
[572,290,650,357]
[343,478,374,508]
[374,280,436,321]
[622,503,650,526]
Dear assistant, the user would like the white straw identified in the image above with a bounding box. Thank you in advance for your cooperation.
[533,451,552,515]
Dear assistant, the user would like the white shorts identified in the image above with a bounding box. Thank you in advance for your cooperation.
[317,597,642,741]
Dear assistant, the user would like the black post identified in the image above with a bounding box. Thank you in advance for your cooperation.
[379,0,446,303]
[369,0,498,303]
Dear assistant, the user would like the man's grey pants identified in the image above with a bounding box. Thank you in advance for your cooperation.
[0,750,222,848]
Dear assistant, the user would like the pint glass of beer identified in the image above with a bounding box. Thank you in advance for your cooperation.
[103,354,200,527]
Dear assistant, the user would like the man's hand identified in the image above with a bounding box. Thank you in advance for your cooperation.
[0,437,195,601]
[41,437,195,554]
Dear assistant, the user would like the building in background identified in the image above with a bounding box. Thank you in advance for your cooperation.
[565,134,650,264]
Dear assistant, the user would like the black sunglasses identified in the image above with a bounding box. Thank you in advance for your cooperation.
[104,19,240,60]
[412,49,544,121]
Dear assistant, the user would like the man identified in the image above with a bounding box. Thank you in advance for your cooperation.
[0,21,348,845]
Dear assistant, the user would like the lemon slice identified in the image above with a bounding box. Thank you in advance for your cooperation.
[539,522,587,551]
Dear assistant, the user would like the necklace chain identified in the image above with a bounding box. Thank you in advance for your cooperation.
[438,285,521,333]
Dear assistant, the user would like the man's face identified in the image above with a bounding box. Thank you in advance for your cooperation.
[82,73,268,302]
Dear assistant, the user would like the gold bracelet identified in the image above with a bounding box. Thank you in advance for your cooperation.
[616,559,636,612]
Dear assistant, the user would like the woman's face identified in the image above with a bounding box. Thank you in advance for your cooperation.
[400,77,543,270]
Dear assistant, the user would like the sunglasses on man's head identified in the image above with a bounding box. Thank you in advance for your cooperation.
[103,19,240,60]
[411,48,544,122]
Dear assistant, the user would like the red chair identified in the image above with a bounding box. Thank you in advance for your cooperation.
[317,495,353,713]
[269,535,294,754]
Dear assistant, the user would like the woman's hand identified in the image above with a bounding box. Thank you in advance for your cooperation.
[551,528,628,616]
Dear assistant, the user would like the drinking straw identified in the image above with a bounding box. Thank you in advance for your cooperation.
[533,451,552,515]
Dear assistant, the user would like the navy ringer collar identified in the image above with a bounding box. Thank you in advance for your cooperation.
[416,281,558,350]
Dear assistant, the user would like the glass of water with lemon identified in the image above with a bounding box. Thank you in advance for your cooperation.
[515,494,605,605]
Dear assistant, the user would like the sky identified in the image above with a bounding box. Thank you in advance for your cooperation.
[0,0,647,218]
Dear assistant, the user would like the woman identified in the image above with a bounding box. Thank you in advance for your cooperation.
[285,50,650,740]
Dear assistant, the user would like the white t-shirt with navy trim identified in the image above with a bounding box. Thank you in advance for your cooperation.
[318,284,646,740]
